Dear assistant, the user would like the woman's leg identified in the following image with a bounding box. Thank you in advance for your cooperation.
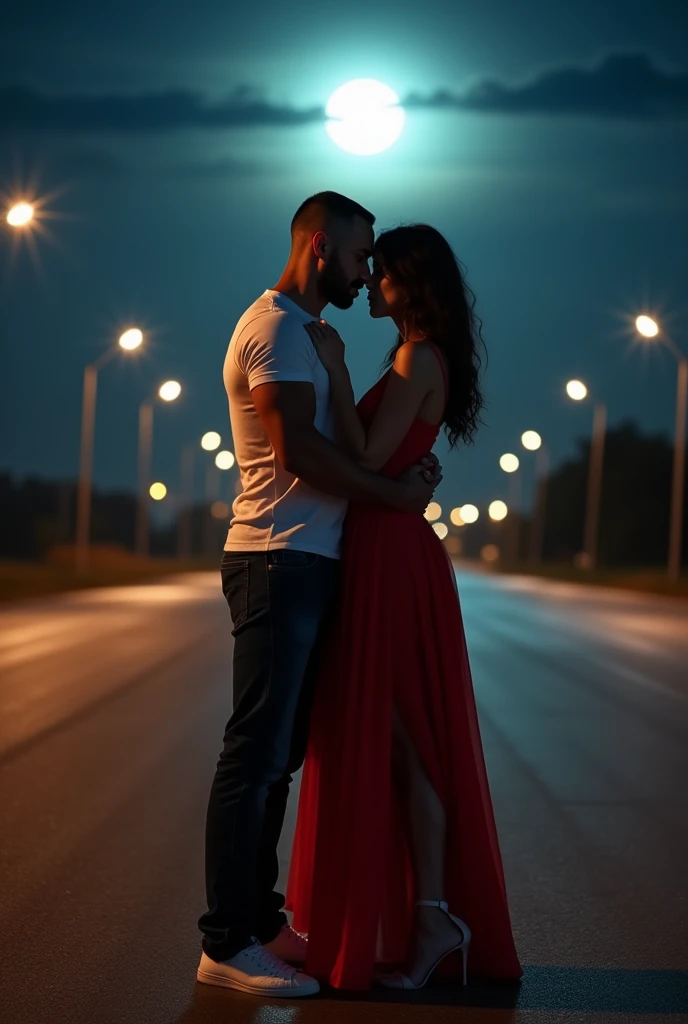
[392,706,466,984]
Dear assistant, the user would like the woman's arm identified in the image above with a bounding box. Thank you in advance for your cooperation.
[306,323,433,472]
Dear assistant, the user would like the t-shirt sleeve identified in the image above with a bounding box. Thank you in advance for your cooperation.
[238,315,317,391]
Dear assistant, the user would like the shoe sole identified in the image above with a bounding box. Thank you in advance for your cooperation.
[197,968,319,998]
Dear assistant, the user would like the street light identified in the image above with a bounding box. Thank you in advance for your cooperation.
[75,327,144,573]
[459,504,479,524]
[499,453,521,561]
[6,202,35,228]
[201,431,222,451]
[489,500,508,521]
[566,378,606,571]
[424,501,442,522]
[215,450,236,471]
[136,380,182,557]
[634,314,686,582]
[518,432,549,564]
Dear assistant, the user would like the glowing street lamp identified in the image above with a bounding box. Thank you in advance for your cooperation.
[566,378,606,571]
[432,522,449,540]
[489,500,508,522]
[215,450,236,471]
[450,507,465,526]
[6,202,35,228]
[499,453,519,473]
[500,453,522,561]
[136,380,183,557]
[634,315,686,582]
[149,482,167,501]
[75,327,145,574]
[518,431,549,564]
[424,501,442,522]
[459,504,479,524]
[521,430,542,451]
[201,431,222,451]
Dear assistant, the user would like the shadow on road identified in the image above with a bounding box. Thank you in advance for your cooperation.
[170,965,688,1023]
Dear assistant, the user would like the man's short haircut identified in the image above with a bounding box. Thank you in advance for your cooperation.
[291,191,375,238]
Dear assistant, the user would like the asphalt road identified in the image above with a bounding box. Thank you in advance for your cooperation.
[1,568,687,1024]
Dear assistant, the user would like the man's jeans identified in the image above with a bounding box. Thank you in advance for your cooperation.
[198,549,339,962]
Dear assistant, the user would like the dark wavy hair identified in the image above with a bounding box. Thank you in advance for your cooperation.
[375,224,486,448]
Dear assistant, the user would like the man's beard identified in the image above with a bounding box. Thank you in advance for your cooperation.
[320,250,363,310]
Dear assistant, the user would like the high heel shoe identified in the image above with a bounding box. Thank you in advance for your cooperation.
[379,899,471,990]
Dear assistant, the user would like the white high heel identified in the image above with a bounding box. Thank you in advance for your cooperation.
[380,899,471,990]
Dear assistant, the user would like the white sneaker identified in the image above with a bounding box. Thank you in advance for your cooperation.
[196,943,320,998]
[264,924,308,964]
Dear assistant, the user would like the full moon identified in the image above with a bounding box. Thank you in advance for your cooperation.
[325,79,405,156]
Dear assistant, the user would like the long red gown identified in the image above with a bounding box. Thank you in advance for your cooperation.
[285,360,522,990]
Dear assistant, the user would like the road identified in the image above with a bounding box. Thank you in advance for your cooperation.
[1,569,687,1024]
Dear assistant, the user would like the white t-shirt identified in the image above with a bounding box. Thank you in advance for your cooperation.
[223,290,348,558]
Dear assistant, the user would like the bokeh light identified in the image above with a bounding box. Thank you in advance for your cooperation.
[635,314,659,339]
[424,501,442,522]
[149,482,167,500]
[432,522,449,540]
[450,507,465,526]
[481,544,500,563]
[445,536,462,555]
[460,504,479,524]
[499,453,520,473]
[7,202,35,227]
[201,431,221,451]
[118,328,143,351]
[521,430,542,451]
[211,501,230,519]
[159,380,182,402]
[566,379,588,401]
[215,450,236,470]
[489,500,508,521]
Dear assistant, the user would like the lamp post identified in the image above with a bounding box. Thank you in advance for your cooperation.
[135,379,182,558]
[499,453,521,562]
[635,315,686,582]
[520,430,549,564]
[6,202,35,228]
[566,380,606,571]
[75,328,144,573]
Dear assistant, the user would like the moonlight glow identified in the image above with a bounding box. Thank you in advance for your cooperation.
[325,79,405,156]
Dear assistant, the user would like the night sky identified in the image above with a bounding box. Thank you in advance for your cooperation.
[2,0,687,520]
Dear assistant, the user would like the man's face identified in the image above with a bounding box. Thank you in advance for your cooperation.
[319,216,374,310]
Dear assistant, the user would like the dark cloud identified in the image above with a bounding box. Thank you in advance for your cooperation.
[1,53,686,135]
[407,53,688,119]
[0,84,322,132]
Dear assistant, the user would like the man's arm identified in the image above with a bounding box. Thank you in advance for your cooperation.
[251,381,436,512]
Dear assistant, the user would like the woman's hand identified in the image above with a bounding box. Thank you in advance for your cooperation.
[305,319,347,374]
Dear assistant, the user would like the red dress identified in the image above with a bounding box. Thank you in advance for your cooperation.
[285,361,522,990]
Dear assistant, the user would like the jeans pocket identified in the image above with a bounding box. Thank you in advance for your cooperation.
[221,560,250,628]
[268,550,319,570]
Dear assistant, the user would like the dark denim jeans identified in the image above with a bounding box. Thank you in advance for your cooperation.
[198,549,339,962]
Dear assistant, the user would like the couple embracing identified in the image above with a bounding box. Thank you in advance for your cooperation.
[196,191,522,997]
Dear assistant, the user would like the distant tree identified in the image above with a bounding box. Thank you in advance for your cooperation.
[542,421,683,566]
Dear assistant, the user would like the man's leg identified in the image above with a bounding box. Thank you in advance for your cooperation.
[198,550,338,962]
[254,586,336,943]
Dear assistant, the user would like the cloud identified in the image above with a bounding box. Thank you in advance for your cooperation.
[1,53,686,135]
[0,83,322,132]
[406,53,688,120]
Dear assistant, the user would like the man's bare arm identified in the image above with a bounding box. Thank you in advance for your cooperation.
[251,381,437,512]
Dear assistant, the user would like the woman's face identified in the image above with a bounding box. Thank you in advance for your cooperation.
[366,255,405,320]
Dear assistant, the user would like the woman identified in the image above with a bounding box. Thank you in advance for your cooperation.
[285,225,522,991]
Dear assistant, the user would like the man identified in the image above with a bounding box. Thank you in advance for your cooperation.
[197,191,441,997]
